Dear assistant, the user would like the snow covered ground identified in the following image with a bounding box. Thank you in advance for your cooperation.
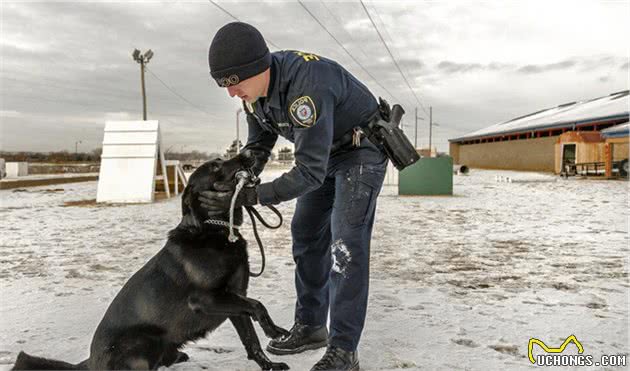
[1,172,99,181]
[1,168,628,370]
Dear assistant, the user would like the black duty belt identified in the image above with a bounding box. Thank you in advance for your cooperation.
[330,110,380,154]
[330,98,420,171]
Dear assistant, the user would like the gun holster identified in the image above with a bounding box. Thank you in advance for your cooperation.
[330,98,420,171]
[362,98,419,170]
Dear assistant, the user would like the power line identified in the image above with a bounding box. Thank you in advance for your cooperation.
[297,0,403,105]
[1,91,215,130]
[0,68,170,103]
[369,2,427,115]
[208,0,421,113]
[208,0,281,50]
[2,74,223,124]
[144,66,212,116]
[2,91,138,112]
[359,0,429,115]
[318,0,414,109]
[4,67,222,121]
[3,76,149,103]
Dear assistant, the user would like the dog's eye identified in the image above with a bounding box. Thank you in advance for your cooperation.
[210,158,224,172]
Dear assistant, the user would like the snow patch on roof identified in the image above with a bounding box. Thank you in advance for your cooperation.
[450,91,629,142]
[601,122,629,138]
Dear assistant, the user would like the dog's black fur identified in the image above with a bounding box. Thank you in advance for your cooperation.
[13,152,290,370]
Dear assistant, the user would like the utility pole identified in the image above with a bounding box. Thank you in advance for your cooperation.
[429,106,433,157]
[414,107,425,148]
[236,108,242,154]
[415,107,417,148]
[132,49,154,120]
[141,61,146,120]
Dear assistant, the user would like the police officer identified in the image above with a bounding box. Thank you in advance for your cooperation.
[202,22,388,371]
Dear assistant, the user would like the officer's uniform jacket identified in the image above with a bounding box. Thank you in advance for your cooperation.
[242,50,382,205]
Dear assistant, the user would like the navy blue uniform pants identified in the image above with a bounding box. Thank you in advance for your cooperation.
[291,153,387,352]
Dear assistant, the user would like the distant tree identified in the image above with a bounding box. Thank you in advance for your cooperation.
[278,147,294,161]
[225,139,243,159]
[206,152,223,160]
[0,149,103,163]
[92,148,102,158]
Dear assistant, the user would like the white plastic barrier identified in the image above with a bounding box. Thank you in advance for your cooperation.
[0,158,5,179]
[6,162,28,178]
[96,120,167,203]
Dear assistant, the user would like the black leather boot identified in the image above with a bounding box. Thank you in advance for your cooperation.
[310,346,359,371]
[266,322,328,355]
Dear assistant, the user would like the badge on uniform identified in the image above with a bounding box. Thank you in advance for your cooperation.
[289,96,317,128]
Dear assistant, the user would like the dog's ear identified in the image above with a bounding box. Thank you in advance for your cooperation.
[173,184,203,232]
[213,181,233,192]
[181,185,192,215]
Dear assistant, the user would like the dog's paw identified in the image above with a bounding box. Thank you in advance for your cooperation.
[263,324,290,340]
[174,351,189,364]
[273,326,291,339]
[252,351,290,370]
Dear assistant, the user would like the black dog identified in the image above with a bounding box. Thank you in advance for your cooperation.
[13,152,290,370]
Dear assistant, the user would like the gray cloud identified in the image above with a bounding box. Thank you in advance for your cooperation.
[434,61,515,74]
[516,60,577,74]
[515,56,626,75]
[437,61,484,73]
[575,55,626,72]
[1,1,627,154]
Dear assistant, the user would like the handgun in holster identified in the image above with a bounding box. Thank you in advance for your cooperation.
[365,98,420,170]
[330,98,420,171]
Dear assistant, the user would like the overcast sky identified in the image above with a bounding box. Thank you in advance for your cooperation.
[1,0,628,154]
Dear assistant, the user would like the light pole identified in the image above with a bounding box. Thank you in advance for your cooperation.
[429,106,433,156]
[164,145,174,156]
[429,121,441,157]
[414,107,425,148]
[236,108,243,154]
[132,49,154,120]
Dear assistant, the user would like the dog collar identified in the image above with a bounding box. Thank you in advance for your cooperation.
[203,219,241,230]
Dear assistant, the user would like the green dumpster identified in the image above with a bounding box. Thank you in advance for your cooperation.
[398,156,453,195]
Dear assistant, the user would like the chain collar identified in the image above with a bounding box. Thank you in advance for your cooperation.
[203,219,241,230]
[203,169,257,242]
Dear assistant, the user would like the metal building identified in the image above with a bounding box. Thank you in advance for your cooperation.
[449,91,629,172]
[601,123,629,177]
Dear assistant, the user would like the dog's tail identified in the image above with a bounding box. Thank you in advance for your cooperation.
[12,351,89,370]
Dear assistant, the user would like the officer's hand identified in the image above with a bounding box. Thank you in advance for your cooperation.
[236,186,258,207]
[199,190,232,217]
[199,184,258,216]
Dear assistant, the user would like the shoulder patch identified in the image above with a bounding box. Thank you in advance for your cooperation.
[289,96,317,128]
[293,51,320,62]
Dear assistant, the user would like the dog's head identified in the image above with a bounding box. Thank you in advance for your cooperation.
[180,150,256,226]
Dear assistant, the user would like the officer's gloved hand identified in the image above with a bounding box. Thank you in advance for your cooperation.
[235,186,258,207]
[199,183,258,216]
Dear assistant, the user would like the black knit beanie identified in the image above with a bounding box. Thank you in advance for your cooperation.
[208,22,271,87]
